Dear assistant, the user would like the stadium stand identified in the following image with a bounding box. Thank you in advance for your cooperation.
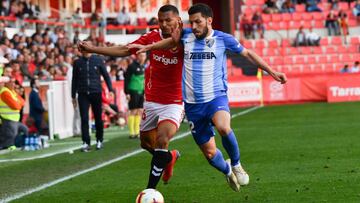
[237,0,360,75]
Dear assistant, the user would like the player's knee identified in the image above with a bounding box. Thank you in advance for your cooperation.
[203,149,217,160]
[156,134,169,149]
[217,126,232,136]
[140,138,153,152]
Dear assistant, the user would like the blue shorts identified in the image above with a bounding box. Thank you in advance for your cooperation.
[184,96,230,145]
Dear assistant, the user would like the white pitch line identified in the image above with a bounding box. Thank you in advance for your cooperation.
[0,106,261,203]
[0,140,108,163]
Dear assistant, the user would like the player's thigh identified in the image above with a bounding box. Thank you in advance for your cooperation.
[157,103,184,137]
[199,136,217,159]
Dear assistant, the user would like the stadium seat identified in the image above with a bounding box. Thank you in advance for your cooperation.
[340,54,352,63]
[271,14,282,22]
[350,37,360,45]
[266,48,278,56]
[295,56,305,64]
[282,13,292,22]
[313,20,324,28]
[337,45,347,53]
[302,13,312,21]
[243,40,254,48]
[320,38,328,46]
[284,56,294,64]
[289,21,301,29]
[312,12,324,21]
[255,40,266,49]
[339,2,349,10]
[288,47,300,55]
[307,56,317,64]
[318,56,328,63]
[268,39,278,48]
[331,36,342,45]
[312,47,323,54]
[347,45,359,53]
[300,47,312,55]
[281,39,291,47]
[329,54,340,63]
[273,56,283,65]
[325,46,336,54]
[295,4,306,12]
[262,14,271,23]
[291,13,302,21]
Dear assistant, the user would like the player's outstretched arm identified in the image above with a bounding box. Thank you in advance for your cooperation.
[241,48,287,84]
[127,38,177,54]
[78,41,131,57]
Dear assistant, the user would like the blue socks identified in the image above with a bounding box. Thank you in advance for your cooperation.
[221,131,240,166]
[208,149,230,175]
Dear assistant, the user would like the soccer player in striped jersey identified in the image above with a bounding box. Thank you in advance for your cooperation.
[78,5,184,189]
[129,3,287,192]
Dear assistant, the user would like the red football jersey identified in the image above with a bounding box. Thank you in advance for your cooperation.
[129,30,183,104]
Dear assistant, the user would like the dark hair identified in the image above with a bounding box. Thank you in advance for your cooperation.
[188,3,213,18]
[30,78,36,88]
[355,61,359,65]
[159,4,179,15]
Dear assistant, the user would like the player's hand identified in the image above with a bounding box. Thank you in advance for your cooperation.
[126,94,131,101]
[126,44,151,54]
[78,41,92,53]
[271,71,287,84]
[109,91,114,99]
[171,18,183,44]
[72,99,77,108]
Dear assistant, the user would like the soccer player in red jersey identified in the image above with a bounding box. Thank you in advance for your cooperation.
[78,5,183,189]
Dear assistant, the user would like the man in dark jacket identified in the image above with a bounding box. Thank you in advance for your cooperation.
[29,77,45,134]
[72,45,114,152]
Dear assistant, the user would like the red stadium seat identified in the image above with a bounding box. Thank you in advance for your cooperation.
[292,13,302,21]
[281,39,291,47]
[255,40,266,49]
[295,56,305,64]
[300,47,312,55]
[339,2,349,10]
[312,47,323,54]
[347,45,359,53]
[302,13,312,21]
[242,40,254,48]
[273,56,283,65]
[350,37,360,45]
[340,54,352,63]
[282,13,292,22]
[307,56,317,64]
[337,45,347,53]
[325,46,336,54]
[320,38,328,46]
[313,20,324,28]
[312,12,324,21]
[271,14,282,22]
[318,56,328,63]
[284,56,294,64]
[348,19,357,27]
[331,36,342,45]
[295,4,306,12]
[266,48,278,56]
[288,47,300,55]
[268,39,279,48]
[325,64,335,72]
[262,14,271,24]
[329,54,340,63]
[289,21,301,29]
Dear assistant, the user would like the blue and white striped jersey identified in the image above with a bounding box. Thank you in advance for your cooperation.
[181,28,244,103]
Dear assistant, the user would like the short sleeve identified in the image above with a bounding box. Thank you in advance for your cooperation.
[223,33,244,54]
[128,32,152,55]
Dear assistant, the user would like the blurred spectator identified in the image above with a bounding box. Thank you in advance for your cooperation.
[72,7,83,25]
[350,61,360,73]
[251,11,265,39]
[263,0,279,14]
[294,26,307,46]
[116,6,131,25]
[11,60,23,84]
[0,76,28,150]
[306,0,322,12]
[306,27,321,46]
[117,58,127,81]
[0,1,8,16]
[281,0,295,13]
[90,10,103,27]
[338,10,349,35]
[328,0,339,10]
[240,14,253,39]
[29,77,45,134]
[148,17,158,26]
[353,0,360,20]
[340,64,350,73]
[325,10,340,36]
[73,30,80,44]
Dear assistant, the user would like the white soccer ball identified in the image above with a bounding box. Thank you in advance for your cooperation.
[135,189,164,203]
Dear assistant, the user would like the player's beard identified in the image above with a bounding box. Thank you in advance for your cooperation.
[195,23,209,40]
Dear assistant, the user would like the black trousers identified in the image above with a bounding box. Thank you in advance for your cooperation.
[78,92,103,145]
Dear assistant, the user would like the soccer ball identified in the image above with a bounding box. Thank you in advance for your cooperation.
[135,189,164,203]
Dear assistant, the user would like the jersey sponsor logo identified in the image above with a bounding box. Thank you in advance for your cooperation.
[185,51,217,60]
[152,54,178,65]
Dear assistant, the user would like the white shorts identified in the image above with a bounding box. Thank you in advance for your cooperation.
[140,101,184,132]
